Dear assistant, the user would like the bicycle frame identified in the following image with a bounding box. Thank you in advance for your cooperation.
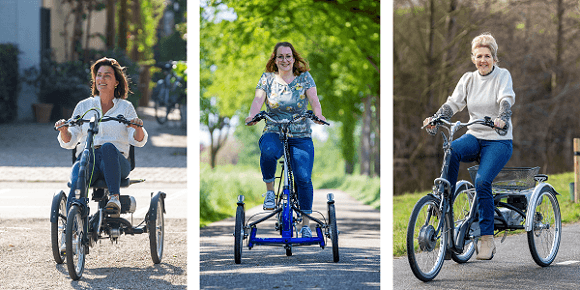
[246,113,327,249]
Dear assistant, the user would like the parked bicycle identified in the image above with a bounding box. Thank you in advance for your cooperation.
[234,110,338,264]
[407,116,561,281]
[51,108,166,280]
[151,61,186,124]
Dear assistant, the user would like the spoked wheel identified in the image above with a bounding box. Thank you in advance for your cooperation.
[451,183,476,263]
[407,195,446,282]
[149,192,165,264]
[66,205,86,281]
[50,191,67,264]
[328,203,339,262]
[234,205,245,264]
[527,188,561,267]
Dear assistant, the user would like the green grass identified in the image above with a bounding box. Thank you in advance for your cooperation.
[393,171,580,257]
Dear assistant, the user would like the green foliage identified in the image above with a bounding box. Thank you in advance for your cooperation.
[200,164,265,227]
[157,31,187,62]
[123,0,166,62]
[233,121,263,166]
[0,43,19,123]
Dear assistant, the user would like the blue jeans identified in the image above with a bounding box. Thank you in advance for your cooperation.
[67,143,131,210]
[447,134,513,236]
[259,133,314,214]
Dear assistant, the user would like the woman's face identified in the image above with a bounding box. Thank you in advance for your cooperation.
[275,46,294,73]
[472,47,495,75]
[95,65,118,95]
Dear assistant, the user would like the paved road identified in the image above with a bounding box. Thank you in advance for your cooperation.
[200,189,380,289]
[393,223,580,289]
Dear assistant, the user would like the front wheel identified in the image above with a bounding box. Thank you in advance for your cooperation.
[66,205,86,281]
[451,183,476,263]
[50,191,67,264]
[149,192,165,264]
[527,188,561,267]
[328,203,339,262]
[234,205,245,264]
[407,194,446,282]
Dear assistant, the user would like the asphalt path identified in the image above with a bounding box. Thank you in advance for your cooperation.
[393,223,580,289]
[200,189,380,289]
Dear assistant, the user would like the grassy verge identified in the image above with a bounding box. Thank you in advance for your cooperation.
[393,171,580,257]
[200,165,380,228]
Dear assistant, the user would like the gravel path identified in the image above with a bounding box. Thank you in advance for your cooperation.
[0,218,187,289]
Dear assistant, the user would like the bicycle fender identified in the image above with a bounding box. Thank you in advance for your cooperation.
[50,190,66,223]
[454,180,474,196]
[524,183,558,232]
[149,191,167,222]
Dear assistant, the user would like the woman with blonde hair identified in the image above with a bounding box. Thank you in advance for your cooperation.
[423,33,515,260]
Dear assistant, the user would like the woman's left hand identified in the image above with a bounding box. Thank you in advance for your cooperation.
[128,118,144,129]
[494,118,506,129]
[314,114,327,125]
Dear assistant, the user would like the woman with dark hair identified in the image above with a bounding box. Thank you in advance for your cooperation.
[246,42,326,238]
[55,57,147,216]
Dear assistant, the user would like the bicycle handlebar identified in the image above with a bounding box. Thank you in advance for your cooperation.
[422,115,496,131]
[246,110,330,126]
[54,114,142,131]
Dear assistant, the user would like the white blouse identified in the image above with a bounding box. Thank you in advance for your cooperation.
[57,96,148,158]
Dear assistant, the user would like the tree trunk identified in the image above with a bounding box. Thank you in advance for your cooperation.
[71,0,85,61]
[373,94,380,177]
[106,0,116,50]
[131,0,142,62]
[118,0,128,53]
[84,0,93,63]
[426,0,436,109]
[342,112,356,174]
[360,95,372,176]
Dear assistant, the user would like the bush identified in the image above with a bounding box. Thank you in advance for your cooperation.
[0,43,20,123]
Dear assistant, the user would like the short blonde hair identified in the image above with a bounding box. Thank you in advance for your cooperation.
[471,33,499,63]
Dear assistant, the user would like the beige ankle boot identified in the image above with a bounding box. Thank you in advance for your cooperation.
[476,235,496,260]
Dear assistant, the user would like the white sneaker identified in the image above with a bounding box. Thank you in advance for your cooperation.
[262,190,276,210]
[300,226,312,238]
[106,195,121,215]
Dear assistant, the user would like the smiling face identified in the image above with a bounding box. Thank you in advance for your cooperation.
[472,47,496,75]
[95,65,119,94]
[275,46,294,74]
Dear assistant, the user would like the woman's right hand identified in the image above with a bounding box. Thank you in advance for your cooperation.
[245,115,256,126]
[55,119,68,133]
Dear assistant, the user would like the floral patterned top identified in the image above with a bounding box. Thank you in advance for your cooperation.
[256,71,316,138]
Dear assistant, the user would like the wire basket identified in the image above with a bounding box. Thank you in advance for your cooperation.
[467,166,540,191]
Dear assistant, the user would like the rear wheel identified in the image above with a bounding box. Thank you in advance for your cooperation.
[149,193,165,264]
[451,183,476,263]
[66,205,86,281]
[328,203,339,262]
[234,205,245,264]
[154,97,171,124]
[407,195,446,282]
[51,192,67,264]
[527,188,561,267]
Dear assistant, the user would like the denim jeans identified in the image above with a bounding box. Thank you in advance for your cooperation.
[259,133,314,214]
[67,143,131,210]
[447,134,513,236]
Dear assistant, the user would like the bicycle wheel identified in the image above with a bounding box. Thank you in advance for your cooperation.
[527,187,561,267]
[328,203,339,262]
[451,183,476,263]
[285,246,292,256]
[407,194,446,282]
[149,192,165,264]
[66,205,86,281]
[154,98,171,124]
[50,191,67,264]
[234,205,245,264]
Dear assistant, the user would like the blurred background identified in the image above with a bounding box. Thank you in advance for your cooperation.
[199,0,380,226]
[394,0,580,195]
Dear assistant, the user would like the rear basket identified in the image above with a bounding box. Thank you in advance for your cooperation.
[468,166,540,191]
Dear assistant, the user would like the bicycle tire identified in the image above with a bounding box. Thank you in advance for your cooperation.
[234,205,244,264]
[328,203,339,262]
[286,246,292,256]
[451,183,476,263]
[407,194,446,282]
[50,191,67,264]
[154,99,171,124]
[527,187,561,267]
[149,192,165,264]
[66,205,86,281]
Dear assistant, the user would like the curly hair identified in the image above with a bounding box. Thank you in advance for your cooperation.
[265,42,310,76]
[90,57,131,99]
